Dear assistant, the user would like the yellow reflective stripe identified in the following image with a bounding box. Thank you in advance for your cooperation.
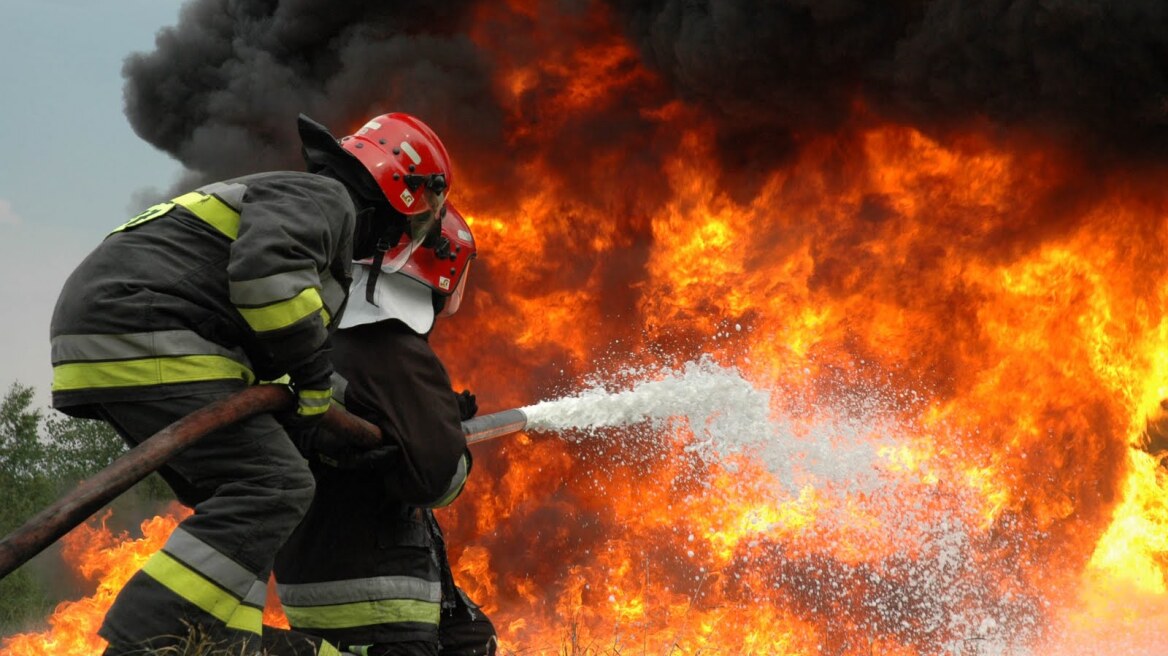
[237,287,323,333]
[283,599,440,630]
[298,388,332,417]
[108,192,241,239]
[225,603,263,634]
[52,355,255,391]
[320,305,332,326]
[318,642,342,656]
[109,201,176,234]
[173,191,241,240]
[142,552,259,635]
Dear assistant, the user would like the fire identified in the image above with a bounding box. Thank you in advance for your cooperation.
[0,505,190,655]
[0,505,290,655]
[7,1,1168,654]
[439,3,1168,652]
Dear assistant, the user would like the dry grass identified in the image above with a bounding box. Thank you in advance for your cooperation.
[132,623,271,656]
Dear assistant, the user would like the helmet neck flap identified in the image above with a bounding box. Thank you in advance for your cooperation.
[298,114,403,261]
[298,114,383,204]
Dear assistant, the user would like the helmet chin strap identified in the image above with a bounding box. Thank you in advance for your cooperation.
[365,200,444,305]
[350,206,381,259]
[364,221,405,305]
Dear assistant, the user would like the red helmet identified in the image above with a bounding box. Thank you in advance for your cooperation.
[374,203,476,317]
[340,113,452,216]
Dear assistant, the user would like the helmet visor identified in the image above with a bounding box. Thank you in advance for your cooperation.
[439,261,471,318]
[378,188,447,274]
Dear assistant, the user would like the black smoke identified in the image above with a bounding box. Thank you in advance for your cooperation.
[124,0,1168,202]
[122,0,502,189]
[610,0,1168,162]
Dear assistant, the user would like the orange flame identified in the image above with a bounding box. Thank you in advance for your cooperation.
[0,505,189,655]
[0,505,290,655]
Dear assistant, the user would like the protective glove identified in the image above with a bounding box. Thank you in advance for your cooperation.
[455,389,478,421]
[288,348,334,422]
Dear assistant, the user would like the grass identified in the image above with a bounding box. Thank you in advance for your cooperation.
[128,623,274,656]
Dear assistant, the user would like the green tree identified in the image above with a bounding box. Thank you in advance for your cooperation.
[0,384,173,635]
[42,411,129,484]
[0,384,60,632]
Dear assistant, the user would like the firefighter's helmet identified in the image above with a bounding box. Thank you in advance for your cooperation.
[340,113,452,217]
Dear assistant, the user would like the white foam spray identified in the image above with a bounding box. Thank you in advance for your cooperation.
[522,355,771,445]
[520,355,900,496]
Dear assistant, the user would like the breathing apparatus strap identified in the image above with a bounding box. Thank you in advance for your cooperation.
[364,221,406,306]
[365,244,387,306]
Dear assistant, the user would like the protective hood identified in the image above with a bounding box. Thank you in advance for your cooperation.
[338,264,436,334]
[297,114,385,204]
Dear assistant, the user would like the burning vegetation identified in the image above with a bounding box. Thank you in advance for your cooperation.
[5,0,1168,654]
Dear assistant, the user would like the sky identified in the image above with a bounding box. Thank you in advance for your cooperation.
[0,0,186,409]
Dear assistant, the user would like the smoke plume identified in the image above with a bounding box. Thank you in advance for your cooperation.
[124,0,1168,212]
[123,0,500,188]
[609,0,1168,162]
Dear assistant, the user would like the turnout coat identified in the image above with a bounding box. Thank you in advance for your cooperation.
[50,171,355,414]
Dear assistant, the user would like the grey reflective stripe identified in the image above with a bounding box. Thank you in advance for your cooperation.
[320,271,346,316]
[299,393,331,412]
[163,528,258,599]
[329,373,348,407]
[229,268,320,307]
[432,454,469,507]
[277,575,440,606]
[51,330,249,364]
[198,181,246,211]
[242,580,267,607]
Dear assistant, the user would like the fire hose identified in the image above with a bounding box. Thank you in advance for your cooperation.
[0,385,528,580]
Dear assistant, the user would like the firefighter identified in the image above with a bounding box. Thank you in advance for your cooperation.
[49,112,453,656]
[271,203,497,656]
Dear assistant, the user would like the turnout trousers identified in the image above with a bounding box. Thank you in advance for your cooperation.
[273,483,496,656]
[92,390,319,655]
